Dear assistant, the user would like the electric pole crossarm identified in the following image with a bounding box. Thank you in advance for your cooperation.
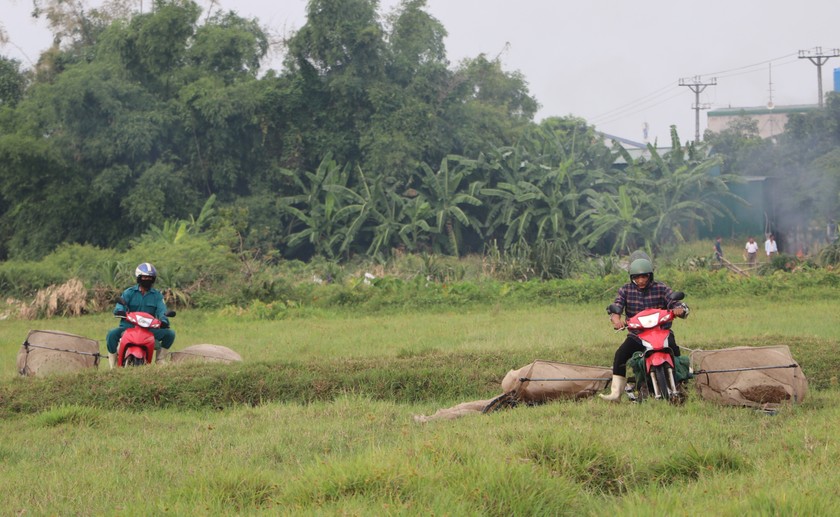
[798,47,840,108]
[679,76,717,143]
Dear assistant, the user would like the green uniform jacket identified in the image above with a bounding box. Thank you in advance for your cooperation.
[114,285,171,328]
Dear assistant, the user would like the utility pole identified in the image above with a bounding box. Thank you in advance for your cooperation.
[798,47,840,107]
[679,76,717,144]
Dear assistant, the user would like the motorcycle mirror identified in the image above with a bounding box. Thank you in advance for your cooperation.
[607,304,623,315]
[667,291,685,301]
[165,310,176,317]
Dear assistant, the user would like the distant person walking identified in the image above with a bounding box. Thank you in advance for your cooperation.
[745,237,758,268]
[765,234,778,261]
[714,237,724,266]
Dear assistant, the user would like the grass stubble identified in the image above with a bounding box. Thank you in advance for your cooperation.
[0,297,838,515]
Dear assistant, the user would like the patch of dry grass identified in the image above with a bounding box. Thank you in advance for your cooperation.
[18,279,88,319]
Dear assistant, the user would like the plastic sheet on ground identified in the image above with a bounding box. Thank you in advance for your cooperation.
[170,344,243,364]
[413,360,611,423]
[16,330,100,376]
[690,345,808,409]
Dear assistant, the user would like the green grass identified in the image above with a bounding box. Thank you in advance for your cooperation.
[0,295,839,514]
[6,292,840,362]
[0,394,838,515]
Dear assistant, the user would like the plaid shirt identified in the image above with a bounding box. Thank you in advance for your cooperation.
[613,280,678,319]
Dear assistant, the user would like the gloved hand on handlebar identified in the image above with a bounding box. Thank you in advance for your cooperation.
[115,310,127,317]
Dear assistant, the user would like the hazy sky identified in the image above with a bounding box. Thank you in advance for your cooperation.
[4,0,840,145]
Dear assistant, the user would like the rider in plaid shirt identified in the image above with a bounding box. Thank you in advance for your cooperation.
[600,256,687,402]
[613,280,679,321]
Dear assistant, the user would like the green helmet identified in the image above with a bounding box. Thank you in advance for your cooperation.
[628,258,653,281]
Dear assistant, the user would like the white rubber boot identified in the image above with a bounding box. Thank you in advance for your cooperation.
[156,348,170,364]
[599,375,627,402]
[108,353,117,369]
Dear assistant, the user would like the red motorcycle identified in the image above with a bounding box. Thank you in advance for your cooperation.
[116,297,175,367]
[609,292,689,403]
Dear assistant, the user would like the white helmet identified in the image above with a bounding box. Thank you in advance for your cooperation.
[135,262,157,283]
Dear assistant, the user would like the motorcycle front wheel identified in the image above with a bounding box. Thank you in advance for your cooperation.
[652,365,670,400]
[651,364,686,405]
[124,355,145,367]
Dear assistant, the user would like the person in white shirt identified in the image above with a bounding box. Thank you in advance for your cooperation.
[765,234,778,260]
[744,237,759,267]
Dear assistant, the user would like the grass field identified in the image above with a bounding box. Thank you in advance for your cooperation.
[1,295,839,515]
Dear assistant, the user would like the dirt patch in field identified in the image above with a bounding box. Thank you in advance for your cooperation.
[170,344,243,364]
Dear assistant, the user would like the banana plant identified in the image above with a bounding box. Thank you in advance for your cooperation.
[416,156,483,256]
[574,184,654,254]
[278,154,353,258]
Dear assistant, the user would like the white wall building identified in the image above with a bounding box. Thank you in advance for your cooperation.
[706,105,819,139]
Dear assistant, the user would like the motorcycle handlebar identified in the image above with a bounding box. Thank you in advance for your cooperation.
[114,311,176,323]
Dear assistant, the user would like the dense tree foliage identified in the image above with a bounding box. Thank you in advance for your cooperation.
[0,56,26,108]
[705,93,840,248]
[776,95,840,230]
[0,0,738,264]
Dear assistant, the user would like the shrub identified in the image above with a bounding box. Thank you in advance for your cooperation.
[761,253,800,273]
[126,234,240,295]
[0,260,66,297]
[817,240,840,267]
[4,241,840,316]
[484,239,587,281]
[39,244,122,286]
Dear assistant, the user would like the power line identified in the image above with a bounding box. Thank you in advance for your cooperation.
[712,57,799,81]
[588,81,678,122]
[697,52,799,79]
[588,53,802,129]
[593,89,687,127]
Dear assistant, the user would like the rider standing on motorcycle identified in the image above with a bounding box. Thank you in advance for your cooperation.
[600,257,686,402]
[105,263,175,368]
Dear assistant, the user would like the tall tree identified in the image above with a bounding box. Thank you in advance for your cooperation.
[703,115,769,175]
[0,56,26,108]
[770,93,840,237]
[107,0,201,93]
[359,0,451,187]
[445,54,538,158]
[283,0,386,168]
[0,1,282,257]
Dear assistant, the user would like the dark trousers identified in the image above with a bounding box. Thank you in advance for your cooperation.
[612,332,680,376]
